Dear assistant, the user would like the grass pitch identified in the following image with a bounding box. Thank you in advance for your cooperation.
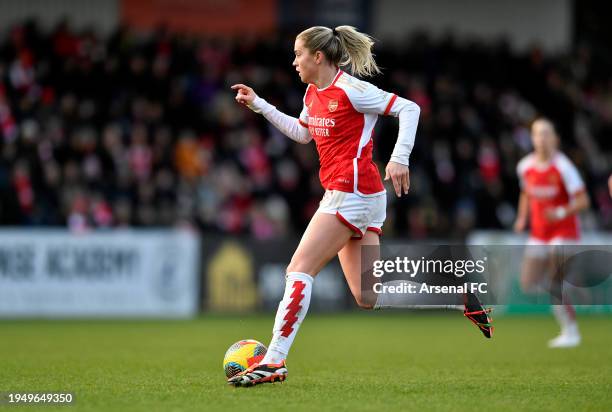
[1,312,611,411]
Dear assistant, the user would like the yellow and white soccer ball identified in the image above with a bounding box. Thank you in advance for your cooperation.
[223,339,267,379]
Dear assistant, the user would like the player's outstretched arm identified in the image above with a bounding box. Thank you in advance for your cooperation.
[231,84,312,144]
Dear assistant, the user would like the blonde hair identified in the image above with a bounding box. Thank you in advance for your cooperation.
[297,25,381,78]
[531,117,558,135]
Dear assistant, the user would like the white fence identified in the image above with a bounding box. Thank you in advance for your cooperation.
[0,229,200,318]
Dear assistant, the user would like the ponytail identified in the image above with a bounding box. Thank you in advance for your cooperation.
[297,25,381,78]
[334,26,381,77]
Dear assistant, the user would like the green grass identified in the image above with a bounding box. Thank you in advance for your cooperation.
[1,312,611,412]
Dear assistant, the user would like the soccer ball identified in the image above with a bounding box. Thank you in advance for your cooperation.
[223,339,267,379]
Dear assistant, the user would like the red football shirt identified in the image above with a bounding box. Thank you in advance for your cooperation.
[517,152,585,241]
[298,70,398,195]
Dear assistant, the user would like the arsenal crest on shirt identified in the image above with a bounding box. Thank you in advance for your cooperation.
[328,99,338,112]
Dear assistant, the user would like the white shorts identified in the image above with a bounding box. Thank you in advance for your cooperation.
[525,236,580,258]
[317,190,386,239]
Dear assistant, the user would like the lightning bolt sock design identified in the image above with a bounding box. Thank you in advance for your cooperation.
[261,272,313,365]
[280,280,306,337]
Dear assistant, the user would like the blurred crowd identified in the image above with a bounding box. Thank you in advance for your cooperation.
[1,21,611,239]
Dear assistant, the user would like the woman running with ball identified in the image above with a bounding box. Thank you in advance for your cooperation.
[229,26,493,387]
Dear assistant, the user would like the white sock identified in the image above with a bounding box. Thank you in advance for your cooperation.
[261,272,313,365]
[552,304,578,336]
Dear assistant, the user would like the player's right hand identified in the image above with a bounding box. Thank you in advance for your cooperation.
[384,161,410,197]
[231,84,257,106]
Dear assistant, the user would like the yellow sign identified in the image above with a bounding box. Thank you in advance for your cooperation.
[207,241,257,312]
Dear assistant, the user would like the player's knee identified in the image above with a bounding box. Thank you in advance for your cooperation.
[354,294,374,310]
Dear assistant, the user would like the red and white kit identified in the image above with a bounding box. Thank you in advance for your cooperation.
[249,70,420,238]
[517,151,585,244]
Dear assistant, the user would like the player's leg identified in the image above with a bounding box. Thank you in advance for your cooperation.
[229,211,352,387]
[339,234,457,310]
[336,190,387,310]
[519,243,580,347]
[285,210,355,276]
[548,246,580,348]
[261,211,353,363]
[338,230,380,309]
[519,254,549,295]
[338,228,493,338]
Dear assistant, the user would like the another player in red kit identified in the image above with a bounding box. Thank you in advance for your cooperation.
[514,118,590,348]
[229,26,492,387]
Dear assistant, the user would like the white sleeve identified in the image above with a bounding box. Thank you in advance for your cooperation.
[340,78,420,166]
[389,96,421,166]
[516,155,530,191]
[247,96,312,144]
[556,154,585,195]
[340,77,403,116]
[298,100,309,127]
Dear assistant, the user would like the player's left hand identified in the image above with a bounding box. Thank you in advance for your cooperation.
[385,161,410,197]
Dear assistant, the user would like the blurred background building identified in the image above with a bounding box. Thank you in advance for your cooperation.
[0,0,611,315]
